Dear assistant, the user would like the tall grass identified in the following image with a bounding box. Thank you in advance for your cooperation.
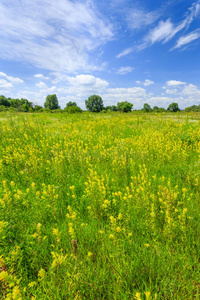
[0,112,200,299]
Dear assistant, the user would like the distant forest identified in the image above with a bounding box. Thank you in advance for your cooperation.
[0,94,200,113]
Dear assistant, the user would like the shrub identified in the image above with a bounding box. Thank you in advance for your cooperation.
[64,106,82,113]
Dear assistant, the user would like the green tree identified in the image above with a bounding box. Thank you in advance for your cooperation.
[153,106,158,112]
[105,105,118,111]
[9,99,21,108]
[66,101,77,108]
[44,94,59,110]
[21,104,29,112]
[117,101,133,112]
[143,103,152,112]
[85,95,104,112]
[9,98,33,110]
[0,95,10,107]
[167,102,180,112]
[185,105,199,112]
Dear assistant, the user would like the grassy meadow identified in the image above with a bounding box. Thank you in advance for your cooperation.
[1,111,200,299]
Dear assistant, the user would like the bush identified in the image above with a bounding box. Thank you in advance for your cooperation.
[156,108,166,113]
[8,107,17,112]
[43,108,53,113]
[0,105,8,112]
[34,105,43,112]
[52,109,64,113]
[64,106,82,113]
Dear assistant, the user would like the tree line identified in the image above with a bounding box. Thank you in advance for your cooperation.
[0,94,200,113]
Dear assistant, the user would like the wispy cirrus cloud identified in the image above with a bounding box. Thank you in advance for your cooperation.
[116,47,133,59]
[126,8,160,31]
[125,0,200,52]
[146,0,200,46]
[146,19,175,44]
[0,0,113,74]
[172,28,200,49]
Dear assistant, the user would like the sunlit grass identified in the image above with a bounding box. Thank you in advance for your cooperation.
[0,112,200,299]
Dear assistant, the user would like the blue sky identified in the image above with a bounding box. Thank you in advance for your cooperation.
[0,0,200,109]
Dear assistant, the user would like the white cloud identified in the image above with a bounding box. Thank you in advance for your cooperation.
[166,89,178,95]
[148,96,174,105]
[117,67,134,75]
[136,79,154,86]
[67,75,108,89]
[30,74,109,107]
[0,79,13,88]
[14,78,200,110]
[163,83,200,107]
[43,86,57,94]
[0,71,23,84]
[36,81,48,89]
[116,48,133,59]
[166,80,186,86]
[0,0,113,73]
[56,74,110,98]
[182,84,200,98]
[16,86,58,106]
[172,29,200,49]
[103,87,147,108]
[34,74,49,80]
[106,87,146,95]
[143,79,154,86]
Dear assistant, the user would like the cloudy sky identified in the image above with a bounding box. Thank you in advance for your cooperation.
[0,0,200,109]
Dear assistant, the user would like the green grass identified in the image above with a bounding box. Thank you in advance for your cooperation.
[0,111,200,299]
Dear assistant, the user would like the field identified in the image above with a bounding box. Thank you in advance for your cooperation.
[0,112,200,299]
